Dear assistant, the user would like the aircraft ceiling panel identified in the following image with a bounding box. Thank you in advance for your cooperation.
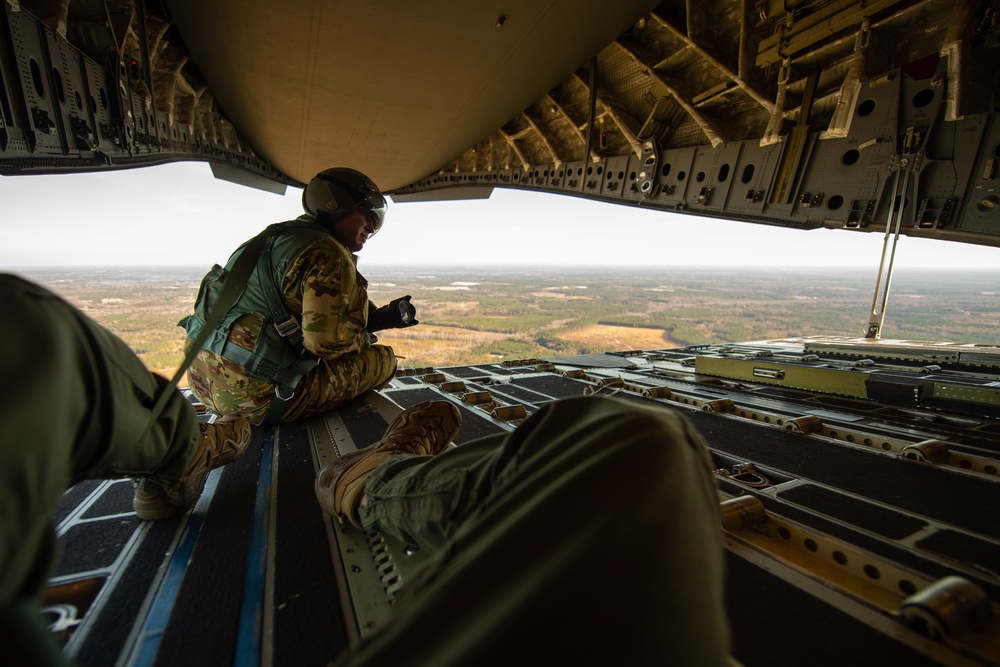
[711,142,784,219]
[650,147,696,207]
[598,155,633,200]
[6,8,63,156]
[44,30,88,146]
[558,161,584,190]
[3,0,998,248]
[960,116,1000,236]
[798,140,889,209]
[163,0,663,189]
[848,85,901,144]
[898,64,947,129]
[410,0,1000,249]
[687,143,745,213]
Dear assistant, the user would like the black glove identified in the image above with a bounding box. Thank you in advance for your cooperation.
[367,295,418,332]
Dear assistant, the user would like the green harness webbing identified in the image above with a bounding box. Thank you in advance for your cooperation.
[147,223,284,425]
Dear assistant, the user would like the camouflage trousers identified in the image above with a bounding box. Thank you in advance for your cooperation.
[343,396,731,666]
[0,274,199,666]
[188,344,397,425]
[277,345,397,423]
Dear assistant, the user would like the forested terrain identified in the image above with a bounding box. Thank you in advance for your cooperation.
[17,265,999,377]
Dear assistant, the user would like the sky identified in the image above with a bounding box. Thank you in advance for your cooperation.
[2,160,999,271]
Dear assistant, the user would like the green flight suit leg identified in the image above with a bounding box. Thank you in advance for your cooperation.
[0,274,200,665]
[349,395,730,666]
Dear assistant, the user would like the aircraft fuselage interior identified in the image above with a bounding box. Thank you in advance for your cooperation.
[2,1,999,665]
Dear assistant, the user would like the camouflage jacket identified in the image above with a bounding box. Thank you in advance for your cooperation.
[185,219,373,411]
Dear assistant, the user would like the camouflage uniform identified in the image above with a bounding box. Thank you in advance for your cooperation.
[0,274,201,667]
[187,226,397,424]
[337,396,730,665]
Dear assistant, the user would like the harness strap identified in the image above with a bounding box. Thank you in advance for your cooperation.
[147,223,282,422]
[218,342,316,394]
[258,233,305,347]
[261,393,290,425]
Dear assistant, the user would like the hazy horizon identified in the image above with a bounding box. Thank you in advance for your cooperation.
[3,163,1000,270]
[10,264,1000,275]
[19,260,997,374]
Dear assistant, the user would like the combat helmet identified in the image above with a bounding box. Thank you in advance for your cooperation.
[302,167,387,232]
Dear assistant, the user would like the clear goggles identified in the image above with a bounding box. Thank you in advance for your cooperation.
[319,172,387,233]
[355,186,387,233]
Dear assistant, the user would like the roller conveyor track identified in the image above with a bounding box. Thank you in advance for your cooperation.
[43,339,1000,666]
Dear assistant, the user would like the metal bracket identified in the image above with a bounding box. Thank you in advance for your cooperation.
[638,138,658,198]
[865,127,925,339]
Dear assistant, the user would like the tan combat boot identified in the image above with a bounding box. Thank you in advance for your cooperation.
[315,401,461,527]
[133,415,253,520]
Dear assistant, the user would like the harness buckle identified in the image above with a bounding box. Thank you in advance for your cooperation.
[274,317,300,338]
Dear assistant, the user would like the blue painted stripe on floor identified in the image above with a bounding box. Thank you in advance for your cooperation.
[234,428,275,666]
[130,470,222,666]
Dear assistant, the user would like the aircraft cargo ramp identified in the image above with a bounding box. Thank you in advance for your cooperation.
[46,339,1000,666]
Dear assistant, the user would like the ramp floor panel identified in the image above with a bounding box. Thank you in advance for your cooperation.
[775,483,929,540]
[724,552,941,667]
[41,342,1000,666]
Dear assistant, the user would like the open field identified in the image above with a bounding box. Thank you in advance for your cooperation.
[13,265,999,382]
[557,324,678,350]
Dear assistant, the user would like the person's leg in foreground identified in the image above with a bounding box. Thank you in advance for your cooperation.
[317,395,730,666]
[0,275,252,665]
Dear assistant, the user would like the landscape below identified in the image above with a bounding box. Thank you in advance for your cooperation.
[14,265,999,378]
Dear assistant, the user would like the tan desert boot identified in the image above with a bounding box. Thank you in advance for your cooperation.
[315,401,461,527]
[133,415,252,520]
